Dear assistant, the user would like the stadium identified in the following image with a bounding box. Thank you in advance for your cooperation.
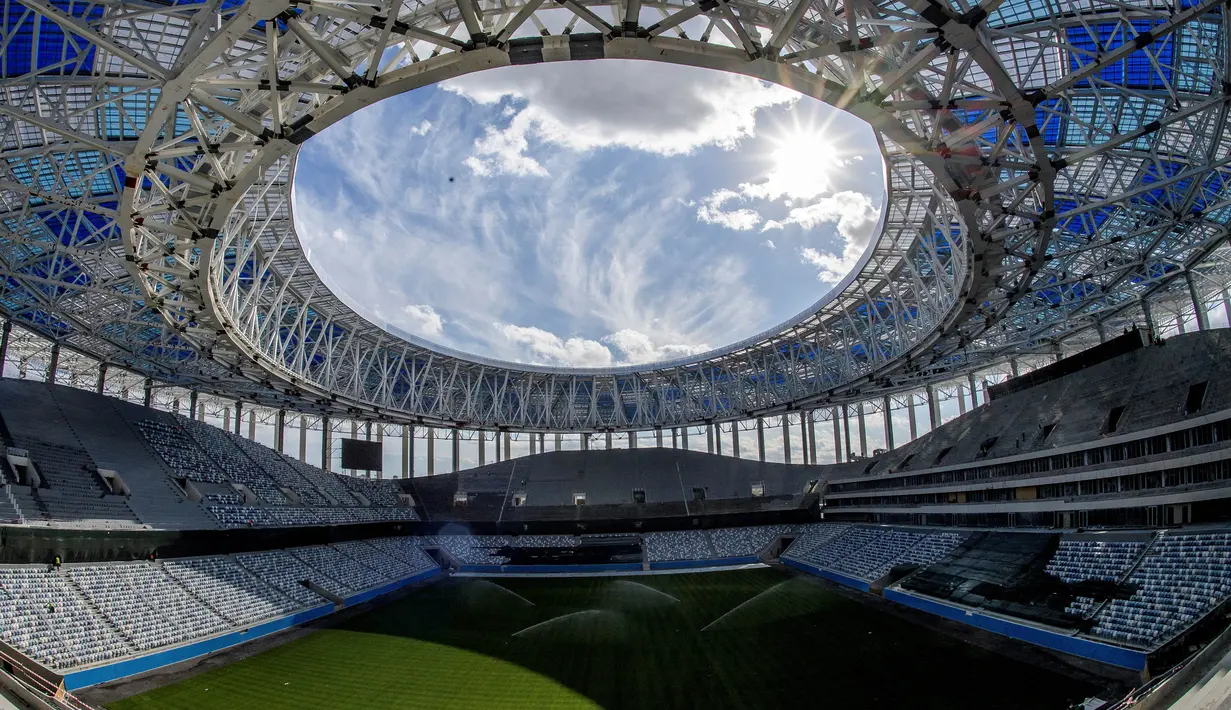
[0,0,1229,707]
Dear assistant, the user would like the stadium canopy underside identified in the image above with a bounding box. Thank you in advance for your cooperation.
[0,0,1229,431]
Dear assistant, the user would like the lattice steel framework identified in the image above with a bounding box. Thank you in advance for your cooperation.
[0,0,1228,431]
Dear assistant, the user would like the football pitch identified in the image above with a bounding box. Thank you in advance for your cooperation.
[105,568,1098,710]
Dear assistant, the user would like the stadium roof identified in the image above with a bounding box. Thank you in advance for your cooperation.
[0,0,1228,430]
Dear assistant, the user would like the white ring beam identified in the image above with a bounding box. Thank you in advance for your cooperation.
[1,0,1229,431]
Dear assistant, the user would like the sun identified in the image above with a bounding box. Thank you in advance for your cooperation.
[754,118,850,203]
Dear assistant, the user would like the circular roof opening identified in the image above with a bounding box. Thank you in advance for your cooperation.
[293,60,885,368]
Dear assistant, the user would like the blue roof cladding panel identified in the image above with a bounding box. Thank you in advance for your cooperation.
[2,0,102,78]
[1067,20,1174,91]
[1176,20,1221,93]
[987,0,1053,27]
[1136,161,1191,212]
[1063,95,1167,152]
[6,151,116,198]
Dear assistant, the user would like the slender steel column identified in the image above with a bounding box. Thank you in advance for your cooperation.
[321,416,331,471]
[234,401,242,435]
[426,428,435,475]
[96,361,108,394]
[883,395,894,450]
[402,425,410,478]
[1188,271,1209,331]
[907,395,918,441]
[781,416,791,464]
[47,343,60,385]
[299,415,308,461]
[452,429,460,472]
[756,418,765,462]
[142,377,152,407]
[856,403,867,457]
[832,409,842,463]
[275,409,286,453]
[0,321,11,377]
[842,405,853,460]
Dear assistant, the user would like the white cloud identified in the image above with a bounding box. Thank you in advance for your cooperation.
[493,324,711,368]
[445,62,797,174]
[778,191,879,238]
[763,239,776,250]
[696,189,762,231]
[399,304,445,339]
[464,111,548,177]
[409,120,432,136]
[603,329,710,363]
[790,191,881,283]
[494,323,614,367]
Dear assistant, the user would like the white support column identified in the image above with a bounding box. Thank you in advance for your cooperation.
[429,428,441,474]
[630,431,638,449]
[706,423,714,454]
[841,405,852,461]
[681,427,689,450]
[299,416,308,461]
[1188,271,1209,331]
[605,431,613,450]
[0,321,11,377]
[555,433,562,451]
[1010,358,1020,378]
[407,425,415,477]
[883,395,894,451]
[402,425,410,478]
[321,416,331,472]
[926,385,939,430]
[47,343,60,385]
[1222,290,1231,326]
[529,433,536,455]
[799,415,808,464]
[655,427,663,448]
[807,411,817,464]
[907,395,918,441]
[856,403,867,458]
[968,373,978,410]
[832,409,842,463]
[756,418,765,462]
[375,425,383,480]
[504,431,512,459]
[248,409,256,441]
[781,416,791,464]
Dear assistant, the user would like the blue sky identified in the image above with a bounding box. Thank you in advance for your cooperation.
[294,60,886,367]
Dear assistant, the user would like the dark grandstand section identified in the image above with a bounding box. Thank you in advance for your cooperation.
[404,448,822,523]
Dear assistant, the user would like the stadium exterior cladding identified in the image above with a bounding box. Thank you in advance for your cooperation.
[0,0,1229,431]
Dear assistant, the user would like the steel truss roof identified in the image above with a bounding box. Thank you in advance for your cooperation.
[0,0,1228,430]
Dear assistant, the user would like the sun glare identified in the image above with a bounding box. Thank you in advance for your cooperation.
[756,120,850,203]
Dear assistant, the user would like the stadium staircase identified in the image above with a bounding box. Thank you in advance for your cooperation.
[62,572,137,654]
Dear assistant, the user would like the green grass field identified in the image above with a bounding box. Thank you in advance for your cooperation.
[107,569,1097,709]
